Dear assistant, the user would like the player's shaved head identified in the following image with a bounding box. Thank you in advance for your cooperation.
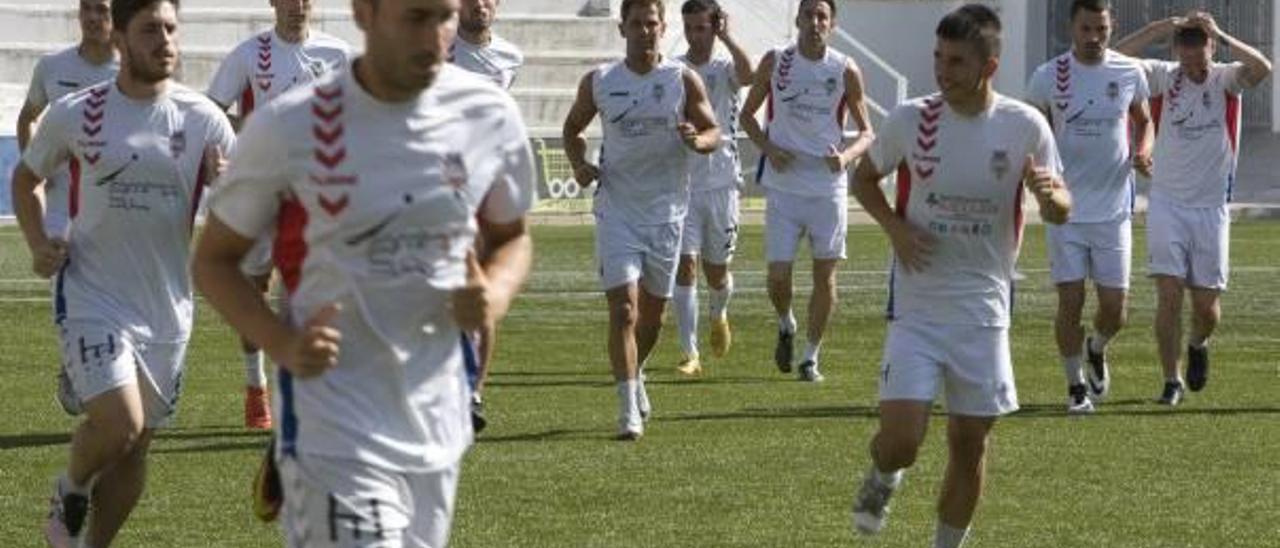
[1070,0,1110,20]
[111,0,177,31]
[621,0,664,22]
[936,3,1002,60]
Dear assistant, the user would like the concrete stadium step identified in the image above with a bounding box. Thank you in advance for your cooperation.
[0,0,606,13]
[511,88,578,133]
[0,4,623,51]
[0,43,614,94]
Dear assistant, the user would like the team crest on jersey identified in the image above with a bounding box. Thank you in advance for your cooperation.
[169,130,186,159]
[443,152,468,195]
[824,77,838,97]
[1106,81,1120,101]
[307,59,328,79]
[990,149,1010,180]
[652,83,666,104]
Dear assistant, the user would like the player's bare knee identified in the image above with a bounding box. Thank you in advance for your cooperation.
[876,431,924,469]
[676,256,698,285]
[609,299,638,328]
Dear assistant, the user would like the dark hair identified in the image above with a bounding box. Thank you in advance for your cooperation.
[1174,25,1211,47]
[681,0,720,16]
[620,0,664,21]
[798,0,836,18]
[112,0,177,31]
[1070,0,1110,20]
[936,3,1002,59]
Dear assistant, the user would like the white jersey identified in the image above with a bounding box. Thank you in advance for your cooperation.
[24,46,120,233]
[22,80,235,343]
[1026,50,1148,223]
[206,29,351,118]
[760,44,851,197]
[1142,60,1245,207]
[449,34,524,90]
[208,64,536,473]
[869,93,1062,327]
[593,59,690,226]
[678,54,743,192]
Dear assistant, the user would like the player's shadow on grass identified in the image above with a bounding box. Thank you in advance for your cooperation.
[1009,400,1280,419]
[0,426,268,450]
[660,404,883,422]
[486,374,786,389]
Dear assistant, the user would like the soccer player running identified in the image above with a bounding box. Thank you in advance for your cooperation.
[450,0,523,89]
[16,0,119,417]
[849,5,1070,547]
[1025,0,1153,414]
[194,0,534,543]
[670,0,753,377]
[740,0,873,382]
[206,0,351,430]
[562,0,720,440]
[448,0,523,433]
[1115,11,1271,405]
[12,0,235,545]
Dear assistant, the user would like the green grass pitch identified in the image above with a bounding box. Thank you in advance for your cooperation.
[1,222,1277,547]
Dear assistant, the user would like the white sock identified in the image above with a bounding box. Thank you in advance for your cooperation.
[617,379,639,417]
[779,311,797,334]
[673,285,698,356]
[1089,333,1111,354]
[871,466,903,489]
[1063,354,1085,386]
[244,351,267,388]
[709,273,734,320]
[1189,335,1209,349]
[802,341,822,364]
[934,522,970,548]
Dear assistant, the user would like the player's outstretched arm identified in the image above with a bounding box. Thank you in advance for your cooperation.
[836,60,875,169]
[16,102,42,152]
[194,217,341,378]
[1190,12,1273,87]
[1023,154,1071,225]
[11,163,65,278]
[680,67,722,154]
[454,217,533,332]
[1114,16,1181,56]
[1129,99,1154,178]
[740,51,793,171]
[562,72,600,187]
[852,157,935,273]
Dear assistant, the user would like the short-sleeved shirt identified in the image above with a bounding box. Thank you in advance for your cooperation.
[1026,50,1149,223]
[678,54,742,192]
[22,80,235,343]
[449,34,524,90]
[760,45,853,198]
[592,59,690,226]
[24,46,120,223]
[206,29,351,118]
[208,64,536,473]
[1141,60,1245,207]
[868,93,1062,327]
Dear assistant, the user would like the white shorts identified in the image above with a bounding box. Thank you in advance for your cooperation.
[59,320,187,428]
[681,187,740,265]
[1046,219,1132,289]
[595,213,683,299]
[879,319,1018,417]
[1146,199,1229,290]
[279,454,460,548]
[765,189,847,263]
[240,235,275,278]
